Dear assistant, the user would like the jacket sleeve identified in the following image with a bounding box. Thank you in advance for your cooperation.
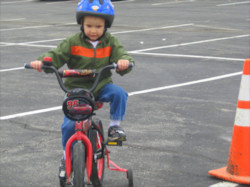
[37,37,72,73]
[109,35,135,76]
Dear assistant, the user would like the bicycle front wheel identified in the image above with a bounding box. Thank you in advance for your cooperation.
[73,141,86,187]
[89,120,105,187]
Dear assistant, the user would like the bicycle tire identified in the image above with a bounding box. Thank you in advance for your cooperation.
[59,177,66,187]
[127,169,133,187]
[89,119,105,187]
[73,141,86,187]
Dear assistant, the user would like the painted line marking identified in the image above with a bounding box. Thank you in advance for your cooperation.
[152,0,195,6]
[46,1,74,5]
[0,67,24,72]
[128,71,242,96]
[0,53,244,73]
[111,23,194,34]
[0,0,33,4]
[0,18,26,22]
[0,42,56,48]
[130,52,245,62]
[194,24,240,32]
[24,38,65,44]
[113,0,135,3]
[0,71,242,120]
[0,24,247,119]
[0,33,248,72]
[209,181,239,187]
[131,34,250,53]
[0,23,193,44]
[0,24,193,47]
[0,106,61,121]
[0,22,192,32]
[0,22,76,32]
[217,1,250,6]
[0,25,57,32]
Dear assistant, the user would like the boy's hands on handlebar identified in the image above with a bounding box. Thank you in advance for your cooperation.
[30,60,43,72]
[29,59,132,72]
[116,59,130,71]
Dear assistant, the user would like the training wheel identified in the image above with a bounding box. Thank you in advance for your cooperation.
[127,169,133,187]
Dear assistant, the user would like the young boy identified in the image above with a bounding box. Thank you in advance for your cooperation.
[30,0,134,180]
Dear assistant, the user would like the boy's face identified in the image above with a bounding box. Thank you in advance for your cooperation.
[83,16,105,41]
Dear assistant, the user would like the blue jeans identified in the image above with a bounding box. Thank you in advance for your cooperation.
[61,83,128,149]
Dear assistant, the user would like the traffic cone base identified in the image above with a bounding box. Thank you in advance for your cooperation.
[209,167,250,184]
[209,124,250,185]
[208,59,250,185]
[227,125,250,176]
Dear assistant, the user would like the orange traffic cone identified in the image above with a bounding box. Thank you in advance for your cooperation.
[208,59,250,185]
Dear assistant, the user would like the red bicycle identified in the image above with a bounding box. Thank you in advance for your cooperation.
[25,57,133,187]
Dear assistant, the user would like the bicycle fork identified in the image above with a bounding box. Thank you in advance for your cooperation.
[64,121,93,184]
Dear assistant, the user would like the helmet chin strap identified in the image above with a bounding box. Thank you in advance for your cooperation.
[80,25,107,41]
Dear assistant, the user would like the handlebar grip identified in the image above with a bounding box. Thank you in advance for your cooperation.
[24,63,33,69]
[129,62,134,68]
[112,62,134,69]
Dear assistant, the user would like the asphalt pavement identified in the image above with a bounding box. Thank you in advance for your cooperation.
[0,0,250,186]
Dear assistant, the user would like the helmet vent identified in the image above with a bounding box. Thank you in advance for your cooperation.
[88,0,103,4]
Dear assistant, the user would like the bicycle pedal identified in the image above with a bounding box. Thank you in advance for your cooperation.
[107,140,123,146]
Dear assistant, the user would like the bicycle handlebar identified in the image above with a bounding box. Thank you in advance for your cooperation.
[25,63,69,92]
[24,61,134,94]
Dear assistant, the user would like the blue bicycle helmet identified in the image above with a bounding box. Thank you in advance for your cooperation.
[76,0,115,28]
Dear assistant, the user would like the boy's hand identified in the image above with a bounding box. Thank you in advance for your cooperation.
[117,59,130,71]
[30,60,43,72]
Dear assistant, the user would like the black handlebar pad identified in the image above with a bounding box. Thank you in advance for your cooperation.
[24,64,33,69]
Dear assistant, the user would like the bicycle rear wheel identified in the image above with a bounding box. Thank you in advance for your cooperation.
[89,119,105,187]
[73,141,86,187]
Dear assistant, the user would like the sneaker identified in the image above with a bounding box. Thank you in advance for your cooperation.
[108,126,127,141]
[59,158,66,179]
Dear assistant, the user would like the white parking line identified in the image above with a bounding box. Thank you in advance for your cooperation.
[112,0,135,3]
[0,0,33,5]
[0,52,244,73]
[0,106,61,120]
[111,24,194,34]
[217,1,250,6]
[46,1,74,5]
[24,38,65,44]
[131,34,250,53]
[152,0,195,6]
[0,25,57,32]
[0,33,248,72]
[130,52,244,62]
[0,24,193,44]
[0,22,76,32]
[209,181,239,187]
[0,67,24,72]
[128,71,242,96]
[0,24,247,120]
[0,42,56,48]
[0,71,242,120]
[0,18,26,22]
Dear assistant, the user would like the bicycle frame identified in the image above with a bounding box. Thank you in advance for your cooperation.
[65,120,93,184]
